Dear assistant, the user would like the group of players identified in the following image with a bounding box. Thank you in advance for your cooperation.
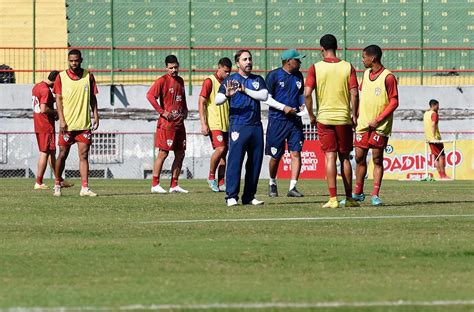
[32,34,449,207]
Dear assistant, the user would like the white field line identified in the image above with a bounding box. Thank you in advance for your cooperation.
[138,214,474,224]
[4,300,474,311]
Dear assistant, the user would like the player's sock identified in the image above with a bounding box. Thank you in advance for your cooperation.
[208,171,215,181]
[329,187,337,198]
[170,177,178,188]
[269,178,277,186]
[371,182,380,196]
[289,179,297,190]
[36,176,43,185]
[152,176,159,187]
[55,178,62,186]
[218,177,225,186]
[354,182,363,195]
[82,179,88,188]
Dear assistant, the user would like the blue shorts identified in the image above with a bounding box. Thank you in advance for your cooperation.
[265,118,304,159]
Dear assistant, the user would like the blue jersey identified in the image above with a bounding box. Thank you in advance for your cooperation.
[218,73,267,126]
[266,67,304,121]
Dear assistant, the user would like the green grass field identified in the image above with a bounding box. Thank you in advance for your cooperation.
[1,179,473,312]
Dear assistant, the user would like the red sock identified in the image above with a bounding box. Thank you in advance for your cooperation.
[36,176,43,184]
[170,177,178,188]
[208,171,215,181]
[218,177,225,186]
[152,176,159,187]
[82,180,88,188]
[55,178,62,186]
[329,187,337,198]
[354,182,363,195]
[372,183,380,196]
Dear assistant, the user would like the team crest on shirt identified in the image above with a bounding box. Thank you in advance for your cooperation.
[231,131,239,141]
[296,80,302,89]
[176,95,182,102]
[375,87,382,96]
[217,135,223,142]
[83,133,91,140]
[299,141,303,146]
[63,134,70,142]
[84,84,88,92]
[279,81,285,88]
[252,81,260,90]
[271,147,278,156]
[167,139,173,147]
[169,87,174,94]
[356,134,362,142]
[183,140,186,148]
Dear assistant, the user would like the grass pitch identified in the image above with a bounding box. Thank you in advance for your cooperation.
[0,179,473,311]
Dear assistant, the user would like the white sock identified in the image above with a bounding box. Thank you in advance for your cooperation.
[289,180,297,190]
[269,178,277,186]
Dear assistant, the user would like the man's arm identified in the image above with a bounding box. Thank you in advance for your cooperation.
[90,94,99,130]
[198,95,209,136]
[242,86,268,101]
[146,79,170,120]
[39,103,56,115]
[56,95,67,133]
[262,95,296,115]
[304,86,316,126]
[350,87,359,127]
[368,74,399,129]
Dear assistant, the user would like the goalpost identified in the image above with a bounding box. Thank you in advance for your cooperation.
[424,139,456,181]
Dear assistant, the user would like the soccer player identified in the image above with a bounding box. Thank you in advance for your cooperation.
[32,71,60,190]
[53,49,100,197]
[263,49,306,198]
[215,50,268,207]
[352,45,399,206]
[147,55,189,194]
[198,57,232,192]
[423,99,450,179]
[304,34,360,208]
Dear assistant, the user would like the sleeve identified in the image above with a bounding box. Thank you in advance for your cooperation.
[52,75,62,95]
[258,75,268,90]
[298,72,304,95]
[375,74,399,123]
[89,73,99,95]
[218,77,227,94]
[199,78,213,98]
[304,65,316,88]
[146,78,165,114]
[348,64,358,90]
[265,71,275,95]
[39,86,50,104]
[431,112,439,123]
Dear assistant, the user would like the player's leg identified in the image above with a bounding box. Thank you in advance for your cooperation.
[318,123,339,208]
[353,146,369,201]
[169,149,188,193]
[265,119,285,197]
[287,120,304,197]
[226,125,247,205]
[242,125,264,205]
[208,132,227,192]
[54,133,72,196]
[370,147,385,206]
[438,154,449,179]
[35,151,50,189]
[217,132,229,191]
[151,128,169,193]
[77,139,96,197]
[268,157,280,197]
[336,125,359,207]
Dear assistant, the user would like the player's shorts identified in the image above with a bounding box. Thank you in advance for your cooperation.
[265,118,304,159]
[317,123,352,153]
[429,143,445,157]
[209,130,228,149]
[354,131,388,149]
[155,126,186,151]
[35,132,56,152]
[58,130,92,146]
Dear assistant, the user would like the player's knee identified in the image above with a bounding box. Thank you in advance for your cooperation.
[373,157,383,167]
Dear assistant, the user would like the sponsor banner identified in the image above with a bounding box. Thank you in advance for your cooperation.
[277,140,326,179]
[368,140,473,180]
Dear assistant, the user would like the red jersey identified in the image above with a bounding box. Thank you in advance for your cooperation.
[32,81,55,133]
[199,73,223,98]
[146,74,188,130]
[53,69,99,96]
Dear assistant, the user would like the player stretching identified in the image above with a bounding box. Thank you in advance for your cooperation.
[147,55,189,194]
[32,71,73,190]
[353,45,399,206]
[198,57,232,192]
[264,49,306,198]
[53,49,99,197]
[215,50,268,206]
[423,99,450,179]
[304,34,360,208]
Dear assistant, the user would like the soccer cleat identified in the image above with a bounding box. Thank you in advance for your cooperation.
[151,184,167,194]
[287,187,304,197]
[268,184,278,197]
[339,198,360,208]
[53,185,61,197]
[60,180,74,188]
[169,185,189,193]
[322,198,339,209]
[227,198,238,207]
[34,183,49,190]
[207,179,220,192]
[80,187,97,197]
[371,195,383,206]
[218,183,226,192]
[352,193,366,202]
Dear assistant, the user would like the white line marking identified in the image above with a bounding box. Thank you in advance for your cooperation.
[138,214,474,224]
[4,300,474,311]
